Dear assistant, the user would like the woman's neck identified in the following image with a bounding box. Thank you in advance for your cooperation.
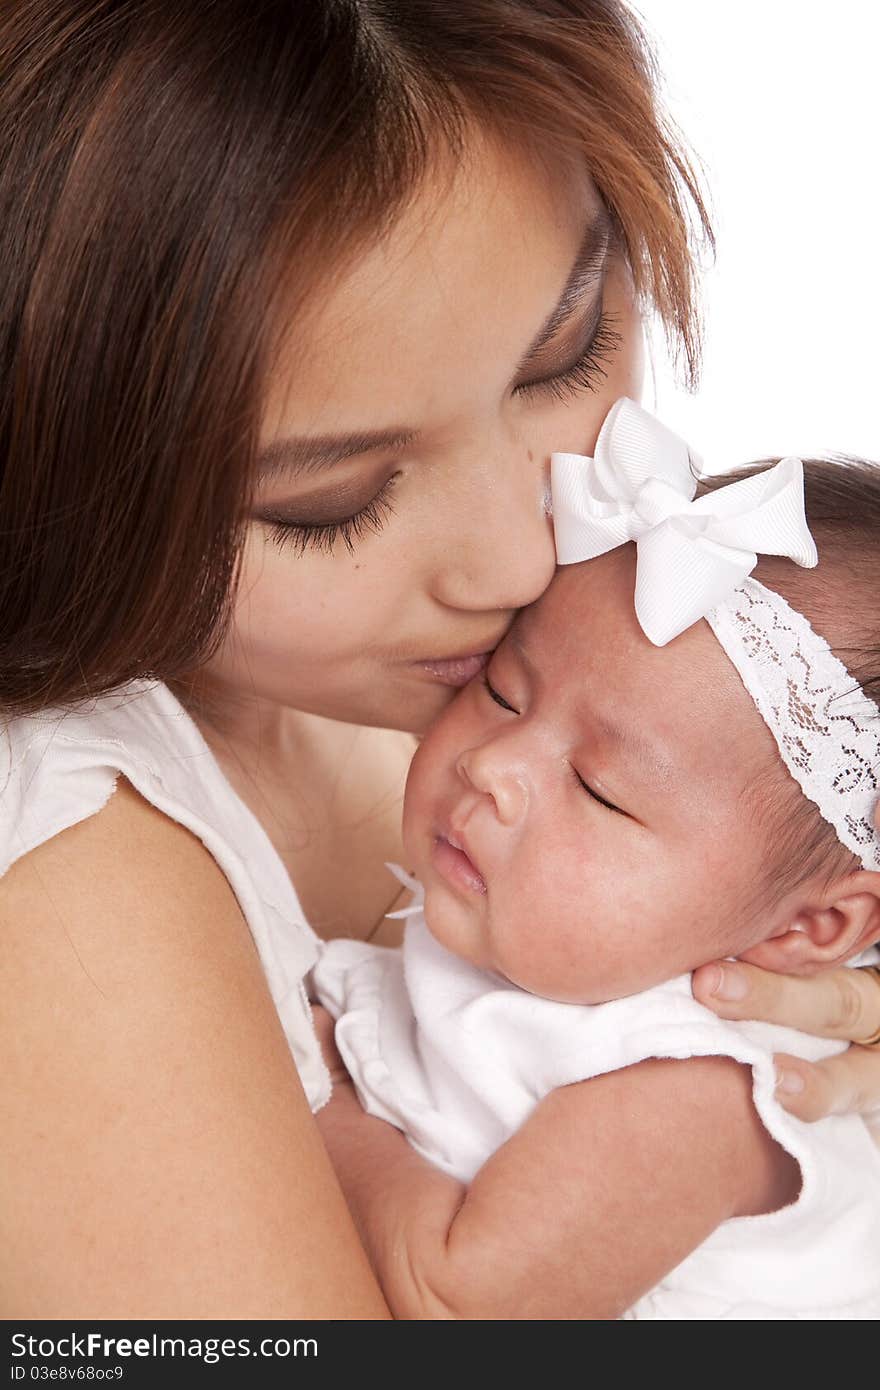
[170,670,308,760]
[170,672,415,945]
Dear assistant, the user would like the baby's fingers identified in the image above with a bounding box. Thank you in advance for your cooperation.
[311,1003,349,1084]
[773,1048,880,1122]
[692,962,880,1043]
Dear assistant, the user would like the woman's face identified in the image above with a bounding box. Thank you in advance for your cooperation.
[207,129,644,734]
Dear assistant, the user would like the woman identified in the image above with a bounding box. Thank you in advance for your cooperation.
[1,0,877,1317]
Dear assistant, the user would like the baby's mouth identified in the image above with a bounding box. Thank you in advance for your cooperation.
[432,832,487,896]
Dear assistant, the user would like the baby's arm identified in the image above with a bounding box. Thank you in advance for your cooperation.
[316,1050,800,1319]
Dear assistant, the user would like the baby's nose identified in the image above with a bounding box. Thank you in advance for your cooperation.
[456,744,528,825]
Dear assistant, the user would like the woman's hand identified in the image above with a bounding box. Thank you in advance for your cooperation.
[693,962,880,1122]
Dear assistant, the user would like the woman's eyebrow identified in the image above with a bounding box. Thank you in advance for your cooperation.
[257,427,419,480]
[519,206,613,365]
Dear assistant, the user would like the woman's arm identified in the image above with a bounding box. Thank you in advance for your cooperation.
[693,961,880,1122]
[316,1050,799,1320]
[0,780,389,1318]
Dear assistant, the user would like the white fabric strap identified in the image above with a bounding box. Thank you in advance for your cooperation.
[707,580,880,871]
[551,398,818,646]
[384,862,425,919]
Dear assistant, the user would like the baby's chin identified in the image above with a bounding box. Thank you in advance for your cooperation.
[496,970,624,1006]
[478,955,686,1006]
[420,909,626,1001]
[420,893,494,974]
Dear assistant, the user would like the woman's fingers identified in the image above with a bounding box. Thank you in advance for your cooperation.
[773,1048,880,1122]
[693,961,880,1123]
[692,961,880,1043]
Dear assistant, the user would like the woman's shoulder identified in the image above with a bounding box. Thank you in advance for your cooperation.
[0,771,269,1045]
[0,773,253,986]
[0,681,329,1107]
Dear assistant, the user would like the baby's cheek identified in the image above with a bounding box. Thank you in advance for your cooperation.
[494,848,593,994]
[399,752,438,865]
[534,830,632,998]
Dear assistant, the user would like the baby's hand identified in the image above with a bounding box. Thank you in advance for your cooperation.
[311,1003,351,1087]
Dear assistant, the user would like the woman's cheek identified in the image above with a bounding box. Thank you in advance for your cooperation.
[238,543,362,652]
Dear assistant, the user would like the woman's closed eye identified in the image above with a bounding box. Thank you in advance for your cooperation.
[514,311,621,405]
[259,473,401,556]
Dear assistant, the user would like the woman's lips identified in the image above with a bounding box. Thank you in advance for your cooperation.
[417,653,490,688]
[432,833,487,895]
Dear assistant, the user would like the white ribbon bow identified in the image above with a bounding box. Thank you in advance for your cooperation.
[550,398,818,646]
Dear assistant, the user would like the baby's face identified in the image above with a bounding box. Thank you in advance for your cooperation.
[403,545,785,1003]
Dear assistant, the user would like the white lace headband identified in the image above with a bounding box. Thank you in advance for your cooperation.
[550,398,880,871]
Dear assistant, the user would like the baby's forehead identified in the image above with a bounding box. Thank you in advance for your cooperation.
[518,556,779,784]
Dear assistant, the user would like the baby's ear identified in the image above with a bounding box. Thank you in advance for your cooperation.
[739,872,880,976]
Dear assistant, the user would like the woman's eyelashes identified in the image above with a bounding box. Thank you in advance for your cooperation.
[262,474,400,556]
[514,312,621,405]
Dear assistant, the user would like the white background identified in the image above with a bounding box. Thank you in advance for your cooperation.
[636,1,879,469]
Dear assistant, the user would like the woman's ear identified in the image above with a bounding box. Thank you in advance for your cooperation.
[740,872,880,976]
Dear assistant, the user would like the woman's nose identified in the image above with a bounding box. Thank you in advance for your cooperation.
[456,740,528,825]
[432,447,557,612]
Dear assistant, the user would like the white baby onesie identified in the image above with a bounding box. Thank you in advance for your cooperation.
[313,909,880,1320]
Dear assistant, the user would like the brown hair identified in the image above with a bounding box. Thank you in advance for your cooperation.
[701,457,880,902]
[0,0,710,716]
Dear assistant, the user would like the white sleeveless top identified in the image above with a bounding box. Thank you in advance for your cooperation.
[0,679,330,1110]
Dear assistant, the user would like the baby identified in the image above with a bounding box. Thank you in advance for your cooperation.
[313,400,880,1320]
